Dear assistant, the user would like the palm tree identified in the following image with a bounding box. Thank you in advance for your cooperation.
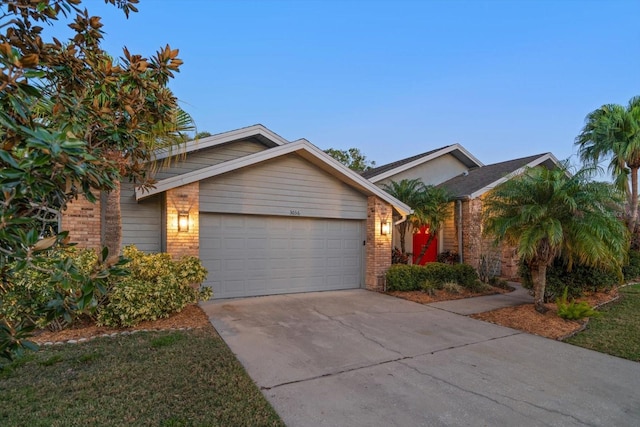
[411,186,452,264]
[575,96,640,232]
[381,178,426,254]
[483,165,628,313]
[102,107,195,259]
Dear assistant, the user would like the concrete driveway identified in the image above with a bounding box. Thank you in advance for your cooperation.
[201,290,640,426]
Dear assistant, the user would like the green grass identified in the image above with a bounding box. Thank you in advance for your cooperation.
[567,284,640,362]
[0,328,284,427]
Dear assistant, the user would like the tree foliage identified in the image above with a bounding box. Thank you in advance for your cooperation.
[382,178,452,260]
[325,147,376,172]
[575,96,640,233]
[483,165,628,313]
[0,0,184,361]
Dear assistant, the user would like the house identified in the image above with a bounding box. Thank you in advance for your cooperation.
[61,125,411,299]
[364,148,560,278]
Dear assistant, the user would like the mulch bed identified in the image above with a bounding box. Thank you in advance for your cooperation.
[387,286,511,304]
[470,289,620,340]
[32,304,212,344]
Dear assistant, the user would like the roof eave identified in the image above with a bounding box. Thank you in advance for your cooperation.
[368,143,484,183]
[137,140,413,216]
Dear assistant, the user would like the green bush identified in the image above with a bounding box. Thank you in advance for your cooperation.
[623,250,640,281]
[556,287,600,320]
[4,246,212,330]
[2,248,101,329]
[386,262,479,291]
[519,258,620,302]
[97,246,211,327]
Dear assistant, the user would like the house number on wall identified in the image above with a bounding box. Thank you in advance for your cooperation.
[290,210,301,216]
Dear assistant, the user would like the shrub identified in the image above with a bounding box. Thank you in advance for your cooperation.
[442,282,463,294]
[519,258,620,302]
[437,251,459,265]
[3,248,101,330]
[391,247,410,265]
[97,246,211,327]
[556,287,600,320]
[623,250,640,281]
[386,263,479,291]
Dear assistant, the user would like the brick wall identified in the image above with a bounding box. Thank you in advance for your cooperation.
[461,198,519,278]
[365,196,392,291]
[166,182,199,258]
[60,193,102,251]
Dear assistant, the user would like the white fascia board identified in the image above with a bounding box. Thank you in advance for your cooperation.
[468,153,560,199]
[136,140,413,216]
[369,143,484,183]
[152,124,289,162]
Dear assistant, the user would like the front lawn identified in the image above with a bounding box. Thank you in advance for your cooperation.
[0,327,284,426]
[567,284,640,362]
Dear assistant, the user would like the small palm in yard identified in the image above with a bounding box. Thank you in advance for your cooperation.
[483,165,628,313]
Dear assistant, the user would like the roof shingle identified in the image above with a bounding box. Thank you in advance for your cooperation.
[438,153,551,198]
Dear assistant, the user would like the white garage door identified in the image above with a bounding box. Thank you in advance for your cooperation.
[200,214,365,299]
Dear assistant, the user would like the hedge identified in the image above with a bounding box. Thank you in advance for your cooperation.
[386,263,478,292]
[519,258,621,302]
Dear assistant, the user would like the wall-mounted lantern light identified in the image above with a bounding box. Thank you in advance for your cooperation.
[178,212,189,232]
[381,220,391,235]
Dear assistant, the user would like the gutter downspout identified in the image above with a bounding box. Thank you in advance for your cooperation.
[457,199,463,264]
[394,215,408,226]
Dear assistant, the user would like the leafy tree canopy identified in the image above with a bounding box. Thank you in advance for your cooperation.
[0,0,184,361]
[325,148,376,172]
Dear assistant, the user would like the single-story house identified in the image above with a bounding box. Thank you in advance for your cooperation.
[363,148,560,278]
[61,125,411,299]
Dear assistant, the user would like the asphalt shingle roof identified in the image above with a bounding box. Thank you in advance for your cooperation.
[438,153,550,198]
[360,145,452,179]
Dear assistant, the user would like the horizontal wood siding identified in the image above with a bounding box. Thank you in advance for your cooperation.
[153,139,266,181]
[441,202,457,252]
[377,154,469,187]
[200,154,368,219]
[120,181,162,252]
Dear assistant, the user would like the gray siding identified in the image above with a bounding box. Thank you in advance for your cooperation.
[120,181,163,252]
[441,202,457,253]
[376,154,469,187]
[200,154,368,219]
[153,139,266,181]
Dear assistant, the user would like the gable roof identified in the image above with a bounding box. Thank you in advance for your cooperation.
[153,124,289,162]
[361,144,484,183]
[137,139,413,216]
[438,153,560,199]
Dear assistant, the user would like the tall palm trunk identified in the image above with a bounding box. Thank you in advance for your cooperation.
[102,181,122,261]
[530,263,548,313]
[416,232,436,265]
[630,167,639,233]
[398,223,407,254]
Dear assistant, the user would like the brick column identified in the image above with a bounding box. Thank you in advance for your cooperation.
[365,196,392,291]
[60,193,102,251]
[462,199,483,270]
[166,182,199,258]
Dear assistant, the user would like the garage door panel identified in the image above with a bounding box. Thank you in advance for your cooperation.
[200,214,363,299]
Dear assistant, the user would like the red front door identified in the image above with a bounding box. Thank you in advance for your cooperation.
[413,226,438,265]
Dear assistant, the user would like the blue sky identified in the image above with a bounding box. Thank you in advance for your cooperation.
[52,0,640,168]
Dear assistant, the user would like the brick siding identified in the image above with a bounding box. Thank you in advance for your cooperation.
[365,196,392,291]
[166,182,199,258]
[60,193,102,251]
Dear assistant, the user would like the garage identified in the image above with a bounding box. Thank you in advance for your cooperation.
[200,213,365,299]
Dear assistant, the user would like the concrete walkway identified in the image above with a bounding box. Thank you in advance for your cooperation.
[427,282,532,315]
[202,289,640,426]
